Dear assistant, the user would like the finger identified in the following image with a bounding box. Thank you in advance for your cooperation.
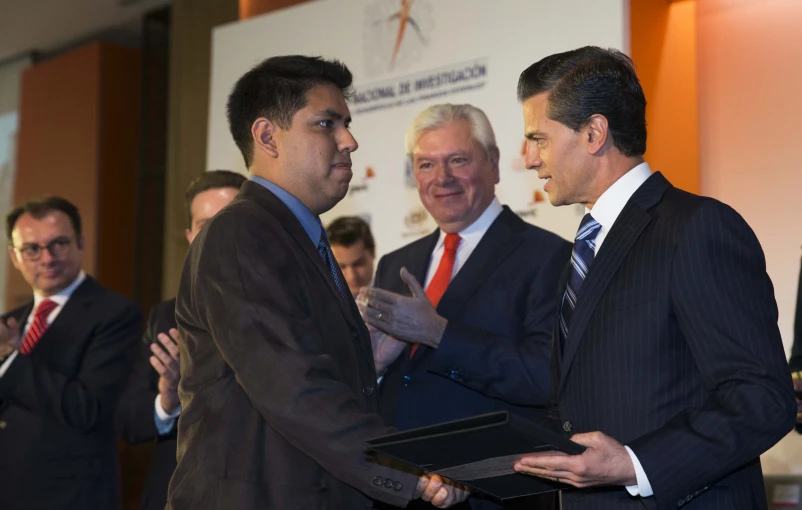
[151,343,179,377]
[415,476,430,499]
[432,486,452,508]
[363,305,389,325]
[158,331,180,359]
[518,454,573,470]
[149,356,169,376]
[361,287,399,306]
[400,267,426,299]
[514,464,582,484]
[421,474,443,502]
[168,328,181,344]
[6,317,18,330]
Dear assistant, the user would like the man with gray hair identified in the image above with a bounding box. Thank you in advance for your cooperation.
[359,103,571,509]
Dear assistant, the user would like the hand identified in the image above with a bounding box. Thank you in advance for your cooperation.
[793,374,802,424]
[359,267,448,348]
[150,328,181,414]
[0,318,21,357]
[415,474,471,508]
[514,431,637,488]
[367,322,408,374]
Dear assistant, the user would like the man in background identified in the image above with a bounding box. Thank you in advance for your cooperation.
[327,215,376,297]
[116,170,245,510]
[360,103,571,509]
[0,196,141,510]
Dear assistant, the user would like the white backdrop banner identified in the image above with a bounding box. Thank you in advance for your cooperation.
[207,0,627,258]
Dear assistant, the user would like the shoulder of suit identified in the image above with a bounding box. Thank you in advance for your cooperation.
[497,207,570,248]
[81,277,140,316]
[378,232,437,265]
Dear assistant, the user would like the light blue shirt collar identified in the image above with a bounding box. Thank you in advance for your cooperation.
[249,175,322,246]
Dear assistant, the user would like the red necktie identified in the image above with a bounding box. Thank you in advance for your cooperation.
[20,299,58,355]
[410,233,461,358]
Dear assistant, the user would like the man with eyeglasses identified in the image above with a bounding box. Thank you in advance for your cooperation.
[0,196,141,510]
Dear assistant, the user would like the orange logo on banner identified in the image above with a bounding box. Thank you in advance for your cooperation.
[533,190,546,203]
[389,0,427,70]
[366,166,376,178]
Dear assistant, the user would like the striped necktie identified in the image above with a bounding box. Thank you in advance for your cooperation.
[317,232,350,302]
[20,299,58,355]
[559,213,601,356]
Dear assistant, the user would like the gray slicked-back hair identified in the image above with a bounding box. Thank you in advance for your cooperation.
[405,104,497,163]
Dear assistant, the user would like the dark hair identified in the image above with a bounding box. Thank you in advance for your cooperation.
[185,170,246,227]
[226,55,354,167]
[326,216,375,255]
[6,196,82,242]
[517,46,646,157]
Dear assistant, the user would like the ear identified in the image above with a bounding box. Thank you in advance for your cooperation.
[75,235,85,251]
[185,228,193,245]
[585,114,609,156]
[7,246,20,271]
[488,145,501,184]
[251,117,279,159]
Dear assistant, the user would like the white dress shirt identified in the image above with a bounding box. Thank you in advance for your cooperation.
[585,161,654,497]
[0,271,87,377]
[424,197,504,289]
[154,394,181,434]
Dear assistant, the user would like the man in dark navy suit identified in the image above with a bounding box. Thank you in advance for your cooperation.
[512,46,795,510]
[360,103,571,509]
[115,170,245,510]
[0,196,141,510]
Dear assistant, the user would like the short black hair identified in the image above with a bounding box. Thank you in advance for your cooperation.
[226,55,354,167]
[517,46,647,157]
[326,216,375,255]
[185,170,246,227]
[6,196,82,242]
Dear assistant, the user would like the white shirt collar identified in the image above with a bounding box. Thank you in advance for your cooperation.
[33,271,87,309]
[587,162,652,233]
[434,197,504,251]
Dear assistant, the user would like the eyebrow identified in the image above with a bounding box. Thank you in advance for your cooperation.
[525,130,547,140]
[314,109,351,124]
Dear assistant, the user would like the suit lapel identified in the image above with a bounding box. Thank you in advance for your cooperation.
[558,172,672,392]
[242,181,362,331]
[436,208,522,319]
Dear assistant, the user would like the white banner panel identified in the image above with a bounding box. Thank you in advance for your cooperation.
[207,0,627,257]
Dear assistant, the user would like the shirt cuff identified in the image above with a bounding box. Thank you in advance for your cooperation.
[0,351,19,378]
[154,394,181,435]
[624,445,654,497]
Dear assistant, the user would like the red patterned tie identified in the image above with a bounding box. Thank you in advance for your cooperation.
[20,299,58,355]
[410,233,461,358]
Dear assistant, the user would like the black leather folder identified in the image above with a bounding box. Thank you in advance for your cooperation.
[366,411,586,501]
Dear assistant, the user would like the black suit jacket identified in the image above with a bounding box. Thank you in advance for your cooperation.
[787,256,802,433]
[552,172,795,510]
[374,206,571,510]
[167,180,419,510]
[0,276,141,510]
[115,298,177,510]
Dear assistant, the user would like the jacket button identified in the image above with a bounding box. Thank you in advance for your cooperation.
[383,478,394,488]
[0,420,6,430]
[393,481,402,491]
[363,385,375,395]
[562,421,572,433]
[373,476,383,486]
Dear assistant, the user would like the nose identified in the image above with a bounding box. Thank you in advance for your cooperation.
[339,128,358,153]
[38,247,55,264]
[433,161,455,184]
[524,141,542,170]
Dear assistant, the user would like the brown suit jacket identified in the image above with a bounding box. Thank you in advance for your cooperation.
[167,180,418,509]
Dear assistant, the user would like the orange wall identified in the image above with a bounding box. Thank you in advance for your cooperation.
[631,0,699,194]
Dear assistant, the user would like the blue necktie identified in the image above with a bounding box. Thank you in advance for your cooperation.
[559,213,602,355]
[317,232,350,302]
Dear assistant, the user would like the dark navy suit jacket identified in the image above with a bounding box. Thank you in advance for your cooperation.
[374,206,571,509]
[552,172,795,510]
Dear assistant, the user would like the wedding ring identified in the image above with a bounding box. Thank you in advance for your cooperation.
[378,312,383,320]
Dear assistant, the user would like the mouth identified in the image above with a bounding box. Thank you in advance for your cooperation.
[331,162,352,171]
[434,190,464,199]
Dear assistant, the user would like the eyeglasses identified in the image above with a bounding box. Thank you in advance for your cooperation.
[12,236,74,261]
